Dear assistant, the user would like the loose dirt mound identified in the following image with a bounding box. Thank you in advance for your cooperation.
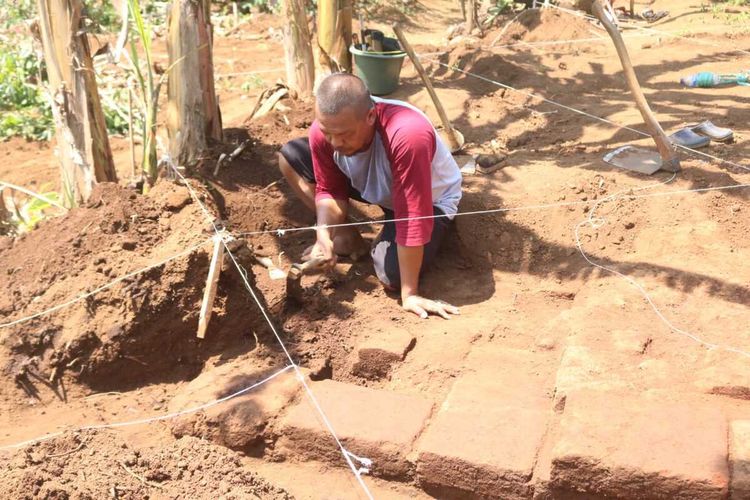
[0,431,291,499]
[491,8,596,46]
[0,181,267,396]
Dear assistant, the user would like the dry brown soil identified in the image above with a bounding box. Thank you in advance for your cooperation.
[1,0,750,498]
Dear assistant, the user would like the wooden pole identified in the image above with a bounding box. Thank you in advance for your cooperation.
[280,0,315,98]
[197,235,225,339]
[393,24,463,152]
[592,0,680,172]
[166,0,223,171]
[465,0,477,33]
[35,0,117,207]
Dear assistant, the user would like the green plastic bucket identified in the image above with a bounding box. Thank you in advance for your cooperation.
[350,41,406,96]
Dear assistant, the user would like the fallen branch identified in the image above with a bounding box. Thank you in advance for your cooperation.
[249,84,289,120]
[45,441,85,459]
[120,461,165,489]
[213,140,250,176]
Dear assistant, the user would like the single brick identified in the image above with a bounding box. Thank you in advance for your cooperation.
[551,390,729,499]
[417,346,554,499]
[275,380,433,479]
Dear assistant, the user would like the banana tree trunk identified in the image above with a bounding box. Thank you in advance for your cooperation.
[36,0,117,207]
[167,0,223,171]
[280,0,315,98]
[317,0,352,78]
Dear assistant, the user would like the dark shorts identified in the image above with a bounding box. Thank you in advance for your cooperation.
[280,137,451,288]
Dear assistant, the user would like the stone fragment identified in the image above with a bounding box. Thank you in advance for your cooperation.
[730,420,750,498]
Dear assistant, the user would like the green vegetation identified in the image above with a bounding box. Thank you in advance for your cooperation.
[0,38,53,141]
[0,183,64,235]
[127,0,161,186]
[0,1,139,142]
[485,0,520,26]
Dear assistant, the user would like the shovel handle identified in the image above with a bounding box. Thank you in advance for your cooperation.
[392,24,462,152]
[591,0,679,171]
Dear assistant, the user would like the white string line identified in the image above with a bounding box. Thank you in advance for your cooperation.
[546,2,750,57]
[166,161,375,500]
[0,238,213,330]
[233,179,750,239]
[575,174,750,359]
[486,23,748,52]
[0,365,295,451]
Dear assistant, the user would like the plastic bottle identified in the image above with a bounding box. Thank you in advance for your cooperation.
[680,72,722,88]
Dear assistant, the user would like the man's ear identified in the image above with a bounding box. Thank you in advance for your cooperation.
[366,107,376,126]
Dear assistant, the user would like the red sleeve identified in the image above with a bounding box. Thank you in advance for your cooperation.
[386,113,435,247]
[309,120,349,202]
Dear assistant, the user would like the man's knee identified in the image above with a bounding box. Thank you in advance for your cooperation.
[372,239,400,289]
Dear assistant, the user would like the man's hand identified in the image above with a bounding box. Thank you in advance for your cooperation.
[308,236,337,268]
[402,295,460,320]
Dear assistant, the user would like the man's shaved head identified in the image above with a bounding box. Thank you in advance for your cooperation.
[316,73,373,117]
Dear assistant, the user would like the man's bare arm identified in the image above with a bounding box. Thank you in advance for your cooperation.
[312,198,349,264]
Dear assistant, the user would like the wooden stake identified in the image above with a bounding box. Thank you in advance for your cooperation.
[591,0,679,172]
[197,235,225,339]
[393,24,463,152]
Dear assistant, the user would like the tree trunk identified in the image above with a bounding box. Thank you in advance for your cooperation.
[280,0,315,98]
[465,0,477,33]
[35,0,117,207]
[316,0,352,79]
[167,0,222,171]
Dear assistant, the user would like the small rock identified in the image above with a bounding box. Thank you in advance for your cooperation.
[164,189,191,211]
[121,239,137,251]
[535,336,556,351]
[623,221,636,230]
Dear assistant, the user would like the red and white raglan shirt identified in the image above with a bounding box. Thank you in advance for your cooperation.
[309,97,462,247]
